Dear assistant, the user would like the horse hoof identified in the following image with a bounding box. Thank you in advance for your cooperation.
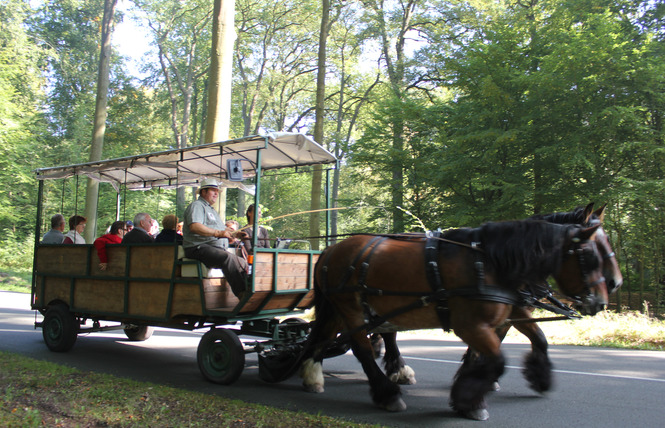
[389,365,416,385]
[493,382,500,392]
[303,383,324,393]
[383,397,407,412]
[464,408,489,421]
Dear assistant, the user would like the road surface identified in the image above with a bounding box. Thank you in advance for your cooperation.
[1,291,664,427]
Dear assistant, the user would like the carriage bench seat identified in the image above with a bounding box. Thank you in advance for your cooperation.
[177,246,224,278]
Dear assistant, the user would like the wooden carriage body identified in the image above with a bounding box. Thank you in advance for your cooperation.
[33,243,318,328]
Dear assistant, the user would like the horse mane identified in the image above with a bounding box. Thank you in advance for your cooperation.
[478,220,575,288]
[530,206,599,225]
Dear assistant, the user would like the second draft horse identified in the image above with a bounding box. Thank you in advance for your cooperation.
[300,219,607,421]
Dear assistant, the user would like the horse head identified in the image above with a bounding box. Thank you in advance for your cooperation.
[538,202,623,296]
[587,204,623,294]
[555,224,608,316]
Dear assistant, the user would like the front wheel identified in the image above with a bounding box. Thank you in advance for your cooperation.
[124,325,155,341]
[42,304,78,352]
[197,328,245,385]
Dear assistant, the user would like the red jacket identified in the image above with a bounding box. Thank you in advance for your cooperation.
[93,233,122,263]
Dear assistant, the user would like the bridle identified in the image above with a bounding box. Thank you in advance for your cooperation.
[564,236,605,305]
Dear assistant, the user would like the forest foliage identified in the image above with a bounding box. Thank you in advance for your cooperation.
[1,0,664,315]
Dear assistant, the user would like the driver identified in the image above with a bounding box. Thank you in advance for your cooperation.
[182,178,249,296]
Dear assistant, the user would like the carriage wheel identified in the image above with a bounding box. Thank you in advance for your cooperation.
[42,303,78,352]
[124,325,155,341]
[279,317,311,339]
[197,328,245,385]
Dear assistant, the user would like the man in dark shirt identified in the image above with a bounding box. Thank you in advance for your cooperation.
[122,213,155,244]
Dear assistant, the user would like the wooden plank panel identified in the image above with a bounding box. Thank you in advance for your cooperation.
[260,294,303,311]
[297,291,315,308]
[128,246,176,279]
[171,283,205,316]
[89,246,127,276]
[37,276,71,307]
[203,279,239,309]
[36,246,89,275]
[127,281,170,317]
[73,280,124,313]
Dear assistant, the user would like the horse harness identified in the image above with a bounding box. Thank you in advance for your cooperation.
[319,232,523,332]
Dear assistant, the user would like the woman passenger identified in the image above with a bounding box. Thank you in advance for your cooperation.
[93,220,127,270]
[62,215,87,244]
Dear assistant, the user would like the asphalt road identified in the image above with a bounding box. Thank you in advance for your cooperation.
[2,290,664,427]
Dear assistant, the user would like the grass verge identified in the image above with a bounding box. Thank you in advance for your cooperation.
[0,351,373,428]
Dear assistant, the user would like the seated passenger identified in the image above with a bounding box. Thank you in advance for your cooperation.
[155,214,183,244]
[121,213,155,244]
[149,218,160,238]
[242,204,270,251]
[63,215,87,244]
[225,220,241,247]
[41,213,66,244]
[94,220,127,270]
[182,178,248,296]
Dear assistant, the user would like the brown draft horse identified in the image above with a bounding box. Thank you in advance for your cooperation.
[299,219,607,421]
[375,203,624,393]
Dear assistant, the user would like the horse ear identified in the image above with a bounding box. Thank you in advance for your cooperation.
[577,224,601,241]
[594,204,607,222]
[582,203,595,224]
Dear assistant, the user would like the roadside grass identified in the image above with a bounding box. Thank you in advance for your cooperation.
[0,270,31,293]
[0,351,374,428]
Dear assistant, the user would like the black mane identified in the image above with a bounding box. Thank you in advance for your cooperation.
[478,220,577,288]
[530,206,599,225]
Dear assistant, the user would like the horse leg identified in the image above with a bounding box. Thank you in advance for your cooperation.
[457,319,512,392]
[300,293,343,394]
[450,306,509,421]
[381,332,416,385]
[348,328,406,412]
[513,319,552,393]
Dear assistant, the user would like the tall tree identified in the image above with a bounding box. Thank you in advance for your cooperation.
[83,0,118,242]
[206,0,236,217]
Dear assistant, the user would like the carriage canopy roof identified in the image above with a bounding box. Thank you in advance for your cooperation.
[34,133,336,191]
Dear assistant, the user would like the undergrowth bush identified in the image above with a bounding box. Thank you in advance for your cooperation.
[506,308,665,350]
[0,230,34,272]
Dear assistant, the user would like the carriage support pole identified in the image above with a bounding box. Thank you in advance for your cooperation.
[32,179,44,294]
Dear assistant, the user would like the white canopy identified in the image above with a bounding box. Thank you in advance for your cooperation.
[35,133,337,191]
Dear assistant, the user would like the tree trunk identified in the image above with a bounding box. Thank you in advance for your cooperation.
[84,0,117,242]
[206,0,236,216]
[309,0,331,250]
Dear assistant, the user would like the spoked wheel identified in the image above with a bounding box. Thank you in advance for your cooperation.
[42,303,78,352]
[197,328,245,385]
[124,325,155,341]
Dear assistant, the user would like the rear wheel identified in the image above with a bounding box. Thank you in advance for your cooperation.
[124,325,155,341]
[42,304,78,352]
[197,328,245,385]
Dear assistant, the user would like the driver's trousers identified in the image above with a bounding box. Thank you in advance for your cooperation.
[184,244,249,297]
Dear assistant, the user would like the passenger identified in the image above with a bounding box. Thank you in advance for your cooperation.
[93,220,127,270]
[242,204,270,251]
[63,215,87,244]
[182,178,249,296]
[125,220,134,232]
[155,214,183,244]
[121,213,155,244]
[41,213,66,244]
[225,220,241,247]
[149,218,160,237]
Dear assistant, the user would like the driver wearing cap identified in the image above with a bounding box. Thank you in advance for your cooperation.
[182,178,249,296]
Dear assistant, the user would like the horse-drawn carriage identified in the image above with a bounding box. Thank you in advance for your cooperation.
[31,132,336,385]
[31,132,622,421]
